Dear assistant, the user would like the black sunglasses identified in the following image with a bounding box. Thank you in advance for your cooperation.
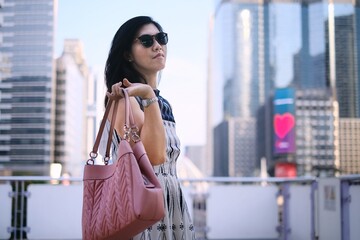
[135,32,168,48]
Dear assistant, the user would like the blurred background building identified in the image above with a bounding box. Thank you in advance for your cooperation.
[0,0,56,175]
[55,39,89,177]
[0,1,97,177]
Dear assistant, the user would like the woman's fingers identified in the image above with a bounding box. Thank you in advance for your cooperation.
[110,78,153,99]
[110,79,130,94]
[121,78,135,96]
[122,78,131,87]
[108,81,125,100]
[111,81,122,94]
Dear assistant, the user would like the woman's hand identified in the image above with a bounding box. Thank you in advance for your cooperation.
[107,78,155,99]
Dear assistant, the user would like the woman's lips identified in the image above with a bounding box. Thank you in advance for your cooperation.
[153,53,164,59]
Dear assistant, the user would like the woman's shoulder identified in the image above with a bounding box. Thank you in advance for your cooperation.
[134,96,144,110]
[134,93,176,123]
[157,95,175,123]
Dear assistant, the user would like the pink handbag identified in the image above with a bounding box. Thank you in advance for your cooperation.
[82,90,165,240]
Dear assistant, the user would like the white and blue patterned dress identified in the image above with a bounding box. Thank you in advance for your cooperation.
[99,89,196,240]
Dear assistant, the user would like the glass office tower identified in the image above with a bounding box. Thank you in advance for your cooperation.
[213,1,272,176]
[0,0,56,174]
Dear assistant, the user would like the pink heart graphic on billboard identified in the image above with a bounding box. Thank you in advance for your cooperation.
[274,113,295,139]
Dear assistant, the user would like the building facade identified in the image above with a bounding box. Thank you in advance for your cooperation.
[213,1,271,176]
[213,118,256,177]
[55,39,89,177]
[339,118,360,174]
[333,13,360,118]
[0,0,56,175]
[294,89,338,177]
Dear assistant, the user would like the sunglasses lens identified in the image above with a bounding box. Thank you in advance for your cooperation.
[138,35,154,48]
[137,32,168,48]
[156,32,168,45]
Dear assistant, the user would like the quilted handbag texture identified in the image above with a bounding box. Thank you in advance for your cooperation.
[82,90,165,240]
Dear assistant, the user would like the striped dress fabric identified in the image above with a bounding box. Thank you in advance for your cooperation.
[99,90,196,240]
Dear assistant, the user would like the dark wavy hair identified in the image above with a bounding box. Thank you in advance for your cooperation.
[104,16,164,106]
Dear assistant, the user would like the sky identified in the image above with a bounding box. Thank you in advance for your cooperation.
[55,0,215,149]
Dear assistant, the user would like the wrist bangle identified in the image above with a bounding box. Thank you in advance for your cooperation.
[141,97,158,108]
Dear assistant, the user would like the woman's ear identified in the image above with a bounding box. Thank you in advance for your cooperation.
[124,52,133,62]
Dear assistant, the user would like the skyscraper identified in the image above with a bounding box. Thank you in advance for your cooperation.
[55,39,89,177]
[294,89,338,176]
[333,14,359,118]
[220,4,262,119]
[213,1,271,176]
[0,0,56,174]
[213,118,256,177]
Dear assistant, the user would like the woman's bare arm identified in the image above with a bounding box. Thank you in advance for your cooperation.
[108,79,166,165]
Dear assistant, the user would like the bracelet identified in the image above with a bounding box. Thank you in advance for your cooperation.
[141,97,158,108]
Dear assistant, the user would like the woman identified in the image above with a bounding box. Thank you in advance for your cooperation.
[102,16,196,239]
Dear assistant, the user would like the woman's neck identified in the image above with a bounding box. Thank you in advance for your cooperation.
[144,73,158,89]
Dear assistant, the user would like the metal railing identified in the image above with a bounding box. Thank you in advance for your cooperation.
[0,175,359,240]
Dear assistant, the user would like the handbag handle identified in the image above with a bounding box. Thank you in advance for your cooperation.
[122,89,140,143]
[87,89,139,165]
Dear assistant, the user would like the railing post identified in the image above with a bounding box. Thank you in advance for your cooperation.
[341,180,350,240]
[10,180,19,239]
[277,182,291,240]
[192,192,208,240]
[282,183,291,240]
[310,180,318,240]
[8,180,30,240]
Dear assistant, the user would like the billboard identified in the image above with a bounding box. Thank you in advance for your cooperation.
[273,88,296,154]
[275,162,297,177]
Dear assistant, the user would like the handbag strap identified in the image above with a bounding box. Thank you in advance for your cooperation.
[123,89,141,143]
[87,95,119,165]
[87,89,140,165]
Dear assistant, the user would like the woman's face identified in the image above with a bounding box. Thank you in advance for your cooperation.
[129,23,167,76]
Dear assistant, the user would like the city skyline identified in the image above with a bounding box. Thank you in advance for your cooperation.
[1,0,359,176]
[211,0,360,177]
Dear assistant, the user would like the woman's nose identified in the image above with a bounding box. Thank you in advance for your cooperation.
[153,39,162,50]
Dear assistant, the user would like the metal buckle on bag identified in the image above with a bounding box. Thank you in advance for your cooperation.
[103,156,110,165]
[130,126,140,143]
[86,152,97,165]
[123,125,140,143]
[123,125,131,142]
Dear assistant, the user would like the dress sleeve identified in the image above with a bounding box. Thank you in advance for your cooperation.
[134,96,144,111]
